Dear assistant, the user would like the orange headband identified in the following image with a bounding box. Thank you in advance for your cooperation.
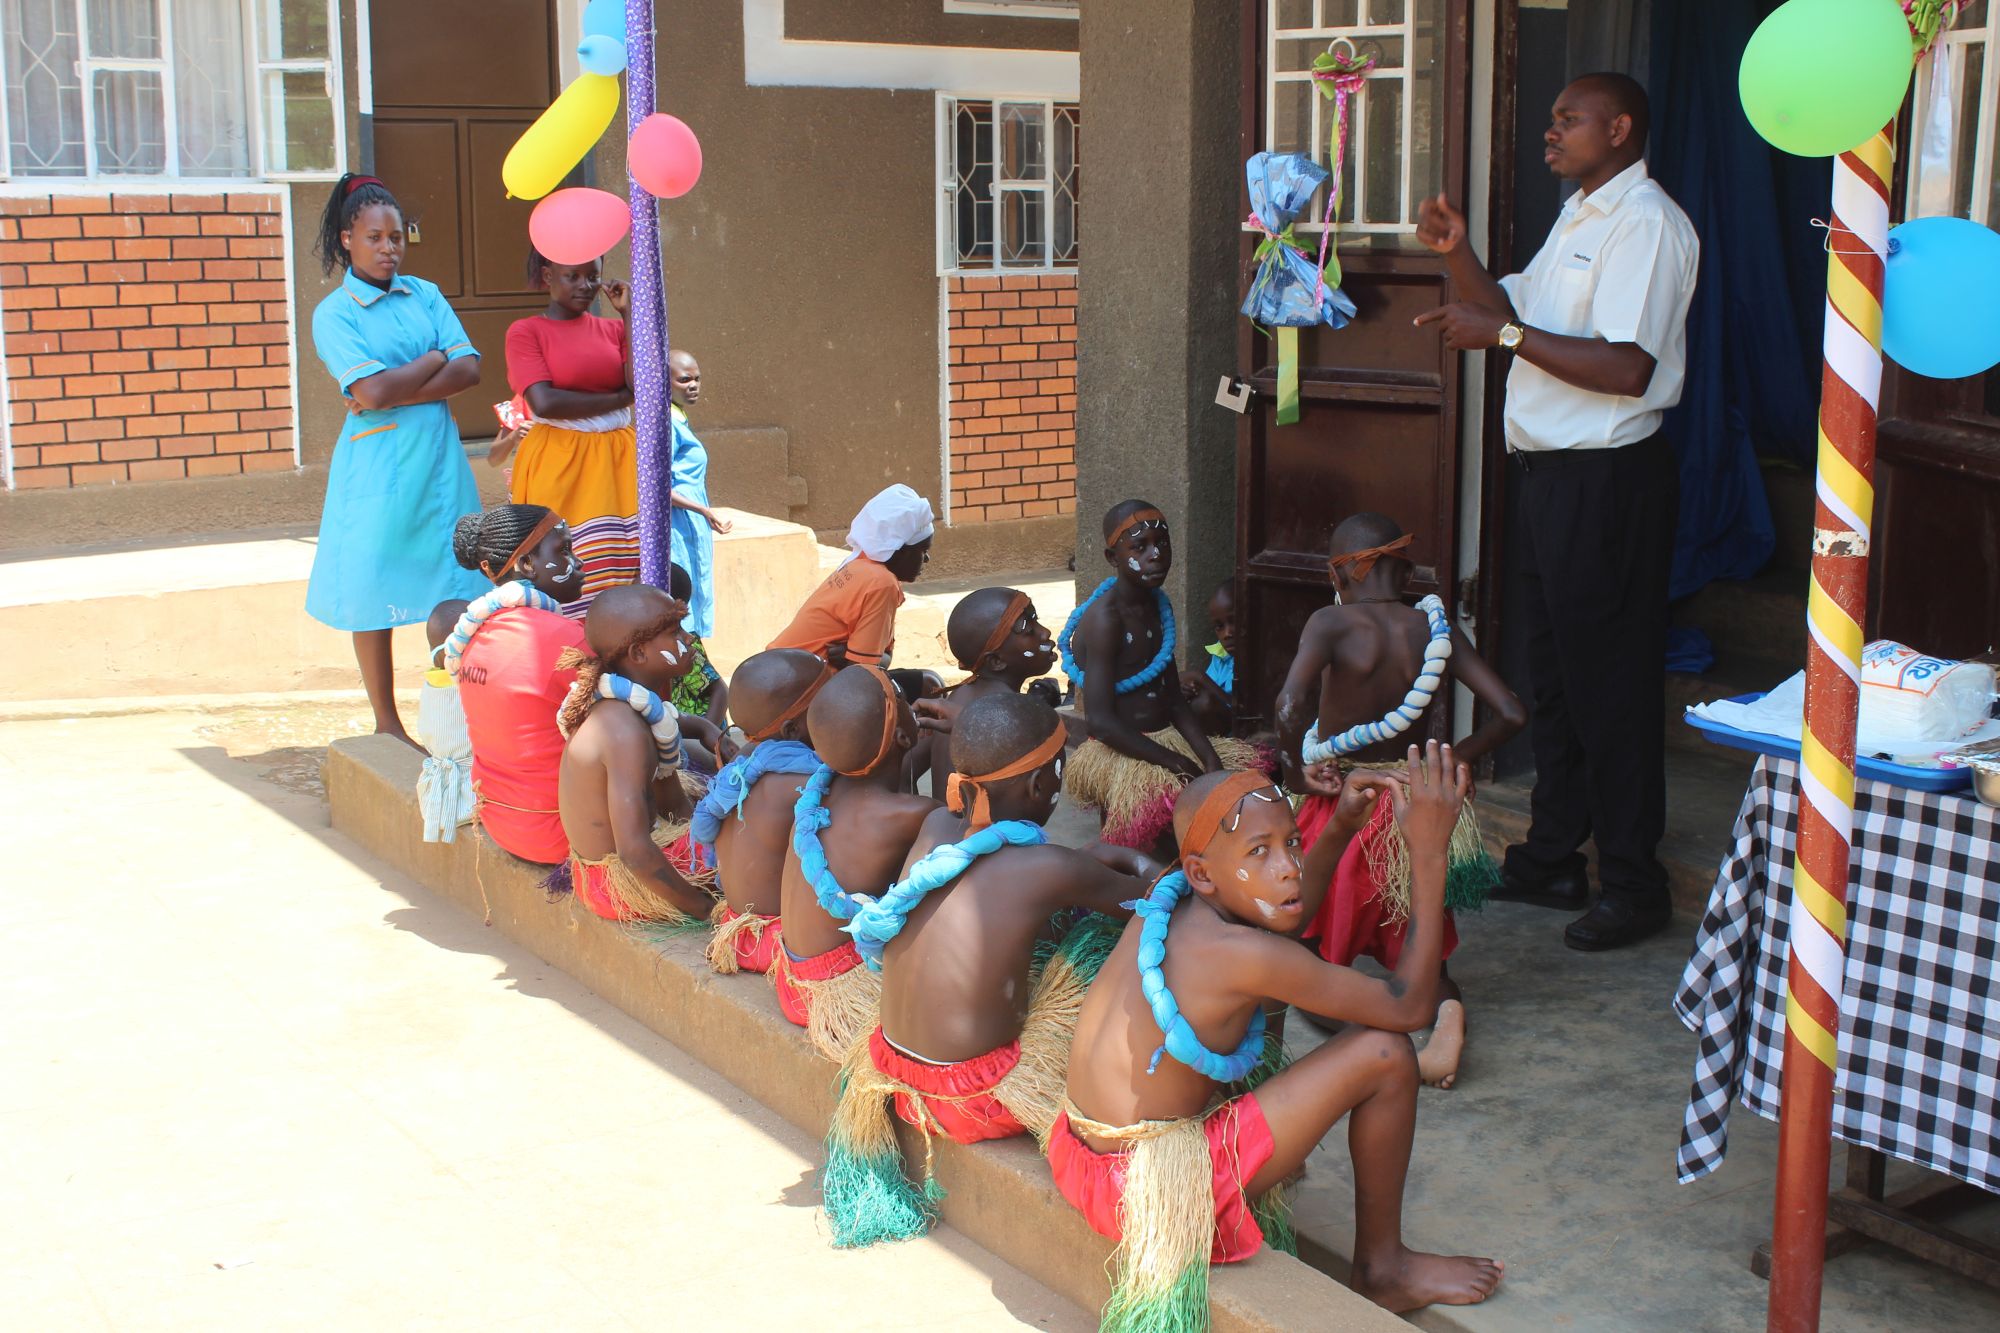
[1328,532,1412,583]
[744,662,835,743]
[831,664,903,777]
[1180,771,1284,859]
[965,591,1033,671]
[1105,507,1166,552]
[488,510,561,583]
[946,716,1067,831]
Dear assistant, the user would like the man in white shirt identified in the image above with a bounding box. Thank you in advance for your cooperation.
[1413,72,1698,951]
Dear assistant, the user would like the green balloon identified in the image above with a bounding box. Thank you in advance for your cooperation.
[1739,0,1914,158]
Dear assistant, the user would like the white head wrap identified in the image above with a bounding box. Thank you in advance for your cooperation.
[845,484,937,564]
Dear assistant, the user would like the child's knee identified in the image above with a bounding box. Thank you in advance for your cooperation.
[1354,1026,1418,1086]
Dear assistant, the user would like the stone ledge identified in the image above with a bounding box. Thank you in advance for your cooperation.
[326,734,1405,1333]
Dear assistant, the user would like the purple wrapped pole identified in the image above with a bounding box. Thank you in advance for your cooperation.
[625,0,671,587]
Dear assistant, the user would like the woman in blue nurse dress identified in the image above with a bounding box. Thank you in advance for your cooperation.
[307,174,490,743]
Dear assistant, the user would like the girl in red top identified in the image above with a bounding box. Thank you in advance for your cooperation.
[446,503,589,864]
[503,248,637,617]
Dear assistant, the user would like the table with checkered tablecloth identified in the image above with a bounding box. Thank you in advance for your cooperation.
[1674,754,2000,1190]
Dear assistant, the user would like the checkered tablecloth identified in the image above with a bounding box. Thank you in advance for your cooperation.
[1674,755,2000,1190]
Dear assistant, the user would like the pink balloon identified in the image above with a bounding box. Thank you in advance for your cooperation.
[527,187,631,266]
[629,113,703,199]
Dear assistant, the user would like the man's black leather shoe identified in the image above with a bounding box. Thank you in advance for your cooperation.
[1489,864,1591,910]
[1563,897,1672,952]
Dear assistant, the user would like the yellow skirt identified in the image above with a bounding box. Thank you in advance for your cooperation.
[509,422,637,525]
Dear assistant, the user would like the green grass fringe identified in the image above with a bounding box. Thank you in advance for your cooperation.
[821,1141,941,1249]
[1445,847,1499,914]
[629,916,711,948]
[1100,1263,1211,1333]
[1053,910,1123,983]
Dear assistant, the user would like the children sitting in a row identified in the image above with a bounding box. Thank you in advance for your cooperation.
[417,487,1512,1323]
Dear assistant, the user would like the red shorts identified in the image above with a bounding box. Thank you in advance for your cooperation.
[715,906,783,974]
[572,832,710,922]
[1048,1095,1276,1264]
[772,940,863,1027]
[1297,793,1458,969]
[869,1027,1026,1145]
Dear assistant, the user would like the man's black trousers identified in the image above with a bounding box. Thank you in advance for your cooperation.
[1502,433,1678,910]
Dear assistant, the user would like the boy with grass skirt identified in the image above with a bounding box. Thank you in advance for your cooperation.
[1057,745,1504,1328]
[822,693,1159,1248]
[689,649,831,974]
[773,664,936,1061]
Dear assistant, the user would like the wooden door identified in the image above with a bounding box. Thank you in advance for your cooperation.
[1233,0,1473,730]
[370,0,561,439]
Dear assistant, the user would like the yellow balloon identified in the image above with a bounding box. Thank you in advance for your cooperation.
[502,73,621,200]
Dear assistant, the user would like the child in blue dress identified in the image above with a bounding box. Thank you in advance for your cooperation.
[668,348,731,639]
[307,174,490,743]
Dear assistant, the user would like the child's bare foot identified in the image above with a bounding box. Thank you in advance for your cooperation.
[1353,1246,1503,1312]
[1417,998,1466,1089]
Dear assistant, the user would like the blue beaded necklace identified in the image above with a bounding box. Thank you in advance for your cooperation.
[845,820,1047,969]
[1128,871,1267,1081]
[791,764,867,919]
[1058,578,1177,695]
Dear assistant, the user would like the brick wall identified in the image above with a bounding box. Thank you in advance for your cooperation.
[944,271,1076,524]
[0,192,295,488]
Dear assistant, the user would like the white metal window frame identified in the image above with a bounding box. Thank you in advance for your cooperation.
[1908,9,2000,226]
[1264,0,1420,237]
[942,1,1078,18]
[0,0,345,183]
[935,92,1079,275]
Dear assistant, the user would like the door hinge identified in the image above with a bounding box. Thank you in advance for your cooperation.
[1457,573,1479,622]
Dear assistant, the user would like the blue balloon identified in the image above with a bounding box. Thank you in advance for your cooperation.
[577,33,627,76]
[582,0,624,43]
[1883,216,2000,380]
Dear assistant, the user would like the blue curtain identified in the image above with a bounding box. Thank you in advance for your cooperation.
[1646,1,1828,600]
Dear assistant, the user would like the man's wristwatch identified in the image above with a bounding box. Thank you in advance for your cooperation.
[1497,322,1526,350]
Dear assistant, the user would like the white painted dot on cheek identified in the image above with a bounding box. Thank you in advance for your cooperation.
[1127,557,1142,572]
[1253,897,1282,921]
[1235,868,1248,880]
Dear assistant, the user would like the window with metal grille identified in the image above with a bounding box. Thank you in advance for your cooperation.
[0,0,344,180]
[941,96,1079,272]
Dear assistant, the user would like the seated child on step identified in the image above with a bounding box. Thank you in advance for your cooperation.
[774,663,936,1061]
[1273,513,1526,1089]
[912,585,1061,794]
[666,561,730,768]
[688,649,830,975]
[1057,749,1504,1326]
[1062,499,1271,856]
[822,692,1158,1248]
[1182,577,1241,735]
[417,599,474,843]
[555,584,717,924]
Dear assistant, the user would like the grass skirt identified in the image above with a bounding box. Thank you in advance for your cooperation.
[704,902,779,975]
[771,944,882,1063]
[569,811,718,926]
[1066,730,1276,849]
[822,913,1121,1248]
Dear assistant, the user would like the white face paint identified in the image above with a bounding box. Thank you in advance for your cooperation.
[1053,757,1064,781]
[1252,897,1283,922]
[661,643,680,665]
[1234,868,1249,881]
[1126,556,1142,572]
[550,553,579,580]
[1123,631,1134,645]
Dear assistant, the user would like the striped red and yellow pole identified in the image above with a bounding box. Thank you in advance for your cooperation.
[1767,122,1893,1333]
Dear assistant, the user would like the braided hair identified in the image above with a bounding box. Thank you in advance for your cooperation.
[452,503,554,581]
[525,242,552,289]
[315,173,402,275]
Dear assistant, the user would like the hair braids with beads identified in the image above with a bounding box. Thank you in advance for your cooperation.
[451,504,554,581]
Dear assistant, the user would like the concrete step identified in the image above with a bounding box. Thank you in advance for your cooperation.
[1478,745,1755,920]
[1665,651,1800,757]
[326,735,1407,1333]
[0,510,824,704]
[1676,568,1808,667]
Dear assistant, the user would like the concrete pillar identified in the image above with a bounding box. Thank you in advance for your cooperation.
[1074,0,1244,626]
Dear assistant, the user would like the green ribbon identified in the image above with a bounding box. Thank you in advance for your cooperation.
[1276,328,1300,424]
